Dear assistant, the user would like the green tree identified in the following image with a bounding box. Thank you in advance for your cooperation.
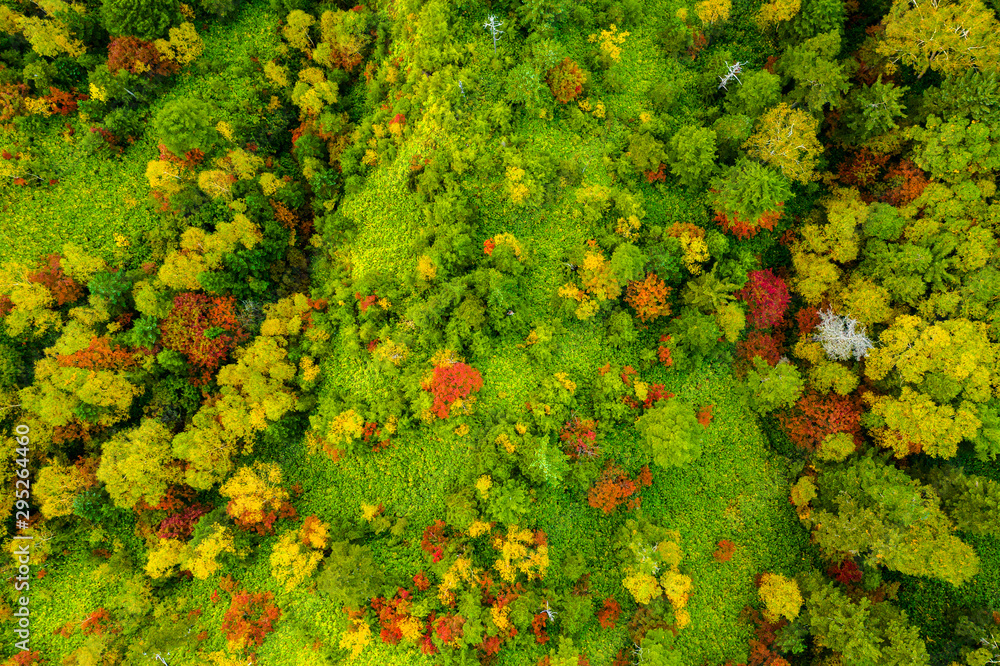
[708,158,792,226]
[666,124,717,188]
[777,0,844,44]
[627,131,666,173]
[101,0,180,39]
[907,115,1000,184]
[798,570,931,665]
[779,30,851,114]
[842,76,908,142]
[744,357,805,414]
[808,452,981,586]
[152,96,216,157]
[724,68,781,119]
[316,541,385,609]
[924,466,1000,536]
[636,398,703,468]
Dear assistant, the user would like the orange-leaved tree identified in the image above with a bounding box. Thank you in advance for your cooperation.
[625,273,672,323]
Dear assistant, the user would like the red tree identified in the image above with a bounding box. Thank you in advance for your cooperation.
[597,597,622,629]
[107,36,179,76]
[777,390,864,453]
[426,362,483,419]
[221,589,282,652]
[587,463,651,514]
[560,416,598,459]
[28,253,83,305]
[160,293,248,379]
[713,540,736,562]
[736,269,791,330]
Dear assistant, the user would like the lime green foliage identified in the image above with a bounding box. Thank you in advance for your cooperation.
[667,124,717,188]
[798,570,931,666]
[744,357,805,415]
[636,398,703,468]
[724,68,781,119]
[907,115,1000,184]
[152,97,217,157]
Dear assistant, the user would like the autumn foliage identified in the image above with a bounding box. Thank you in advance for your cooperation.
[221,588,282,652]
[737,269,791,330]
[597,597,622,629]
[546,57,587,103]
[714,207,782,240]
[160,292,248,378]
[426,362,483,419]
[107,36,179,76]
[57,336,141,371]
[776,390,864,453]
[28,253,83,306]
[560,415,598,458]
[625,273,672,323]
[587,462,652,514]
[713,539,736,562]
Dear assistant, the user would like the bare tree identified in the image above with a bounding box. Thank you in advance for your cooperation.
[483,15,504,55]
[812,308,875,361]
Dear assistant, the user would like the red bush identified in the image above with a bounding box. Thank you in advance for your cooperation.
[777,390,864,453]
[560,416,598,459]
[531,612,550,644]
[587,463,648,514]
[420,520,450,563]
[713,539,736,562]
[697,404,715,428]
[426,362,483,419]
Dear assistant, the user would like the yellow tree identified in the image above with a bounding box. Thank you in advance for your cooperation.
[269,516,329,591]
[758,573,803,623]
[97,420,181,510]
[219,461,293,534]
[743,103,823,184]
[878,0,1000,79]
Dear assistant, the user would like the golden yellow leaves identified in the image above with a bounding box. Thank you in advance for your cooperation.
[155,22,204,65]
[588,24,630,63]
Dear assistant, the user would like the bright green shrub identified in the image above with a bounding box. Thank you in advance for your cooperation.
[636,398,703,468]
[666,124,717,188]
[152,96,217,157]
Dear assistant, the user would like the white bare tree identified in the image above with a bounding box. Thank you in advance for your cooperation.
[812,308,876,361]
[483,15,504,54]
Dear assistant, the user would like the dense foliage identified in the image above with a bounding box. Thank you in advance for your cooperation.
[2,0,1000,665]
